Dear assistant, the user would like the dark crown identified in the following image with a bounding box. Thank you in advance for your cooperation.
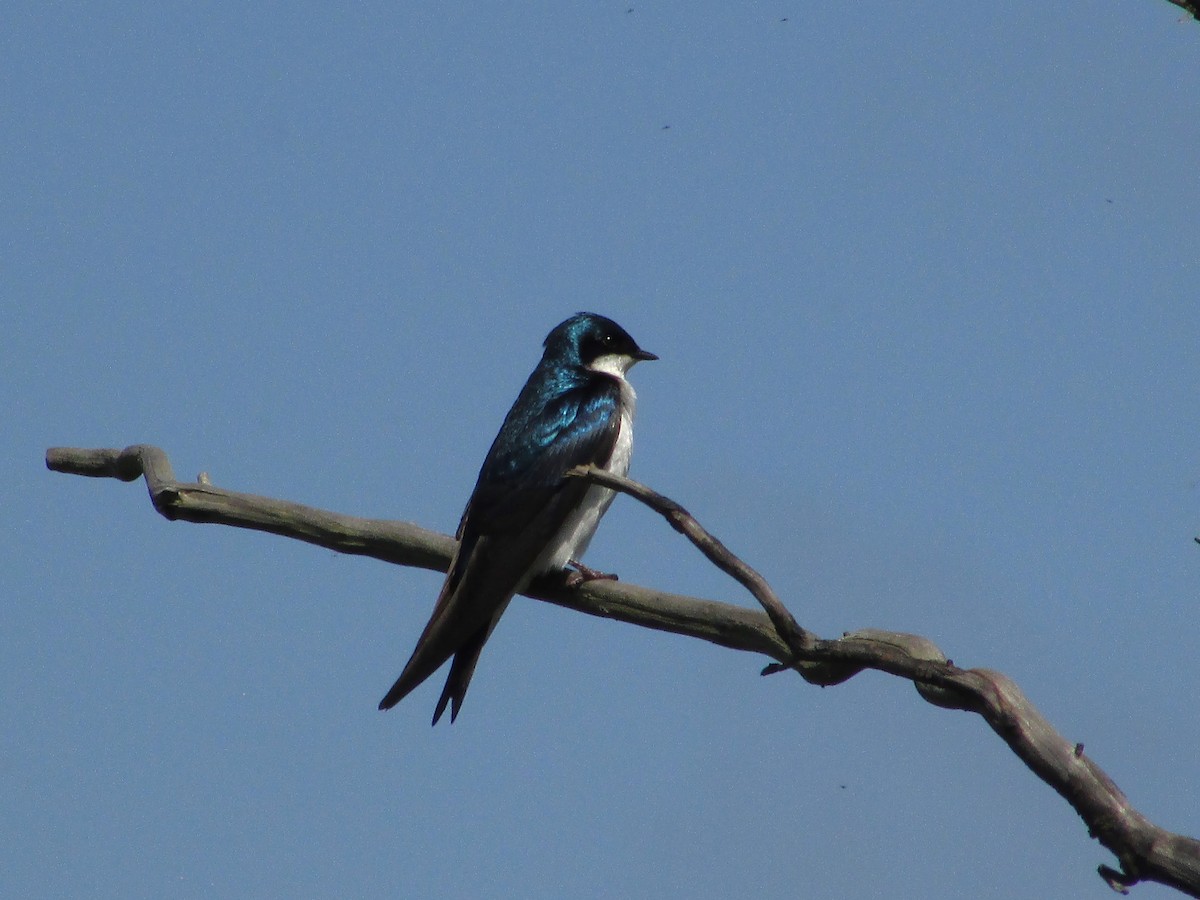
[543,312,656,366]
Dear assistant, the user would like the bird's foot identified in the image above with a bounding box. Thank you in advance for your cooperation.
[563,559,619,588]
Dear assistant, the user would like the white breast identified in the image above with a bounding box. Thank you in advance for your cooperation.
[536,378,637,572]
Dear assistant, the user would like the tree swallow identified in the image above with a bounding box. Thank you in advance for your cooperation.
[379,312,657,724]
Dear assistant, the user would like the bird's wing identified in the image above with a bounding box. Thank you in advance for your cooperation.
[378,377,622,718]
[465,378,623,535]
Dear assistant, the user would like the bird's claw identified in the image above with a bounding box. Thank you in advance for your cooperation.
[564,559,618,588]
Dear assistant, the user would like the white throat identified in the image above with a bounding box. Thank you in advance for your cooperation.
[586,352,638,380]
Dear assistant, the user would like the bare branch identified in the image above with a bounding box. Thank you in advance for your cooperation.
[46,444,1200,897]
[565,463,813,659]
[45,445,790,660]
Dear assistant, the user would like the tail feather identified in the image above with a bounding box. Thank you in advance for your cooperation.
[378,646,451,711]
[378,502,555,722]
[378,585,513,722]
[431,624,490,725]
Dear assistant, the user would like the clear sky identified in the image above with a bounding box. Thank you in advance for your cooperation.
[5,3,1199,898]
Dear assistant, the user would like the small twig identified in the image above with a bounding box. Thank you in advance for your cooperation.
[566,464,813,659]
[1100,863,1138,895]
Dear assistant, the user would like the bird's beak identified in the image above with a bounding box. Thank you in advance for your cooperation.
[634,349,659,362]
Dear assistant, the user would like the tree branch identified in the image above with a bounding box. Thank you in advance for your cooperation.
[565,463,813,661]
[46,444,1200,897]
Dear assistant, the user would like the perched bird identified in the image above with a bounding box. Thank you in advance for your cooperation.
[379,312,657,724]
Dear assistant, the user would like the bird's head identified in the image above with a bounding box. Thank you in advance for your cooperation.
[543,312,658,377]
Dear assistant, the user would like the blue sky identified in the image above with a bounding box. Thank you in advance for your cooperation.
[5,3,1199,898]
